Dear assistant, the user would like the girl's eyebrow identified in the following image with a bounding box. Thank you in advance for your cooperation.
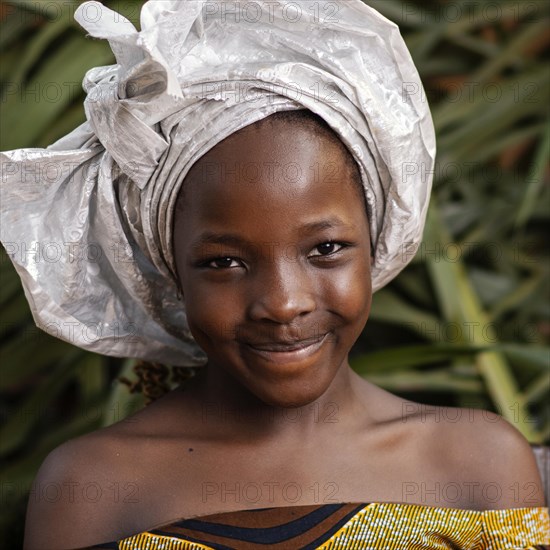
[191,232,249,252]
[299,218,351,234]
[190,218,353,250]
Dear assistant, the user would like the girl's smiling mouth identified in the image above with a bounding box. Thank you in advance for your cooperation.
[243,332,330,365]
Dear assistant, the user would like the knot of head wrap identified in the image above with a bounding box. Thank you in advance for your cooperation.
[0,0,435,366]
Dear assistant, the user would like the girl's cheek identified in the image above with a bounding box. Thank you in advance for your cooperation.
[323,263,371,316]
[186,287,243,338]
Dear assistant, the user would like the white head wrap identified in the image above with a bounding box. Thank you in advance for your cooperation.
[0,0,435,366]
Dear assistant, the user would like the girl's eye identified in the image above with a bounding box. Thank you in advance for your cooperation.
[310,242,346,257]
[206,257,241,269]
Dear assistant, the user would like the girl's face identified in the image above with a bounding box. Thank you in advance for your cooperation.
[173,118,372,408]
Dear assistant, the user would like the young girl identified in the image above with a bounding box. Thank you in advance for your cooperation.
[1,1,548,548]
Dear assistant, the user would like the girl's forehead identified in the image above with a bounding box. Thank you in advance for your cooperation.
[182,120,353,191]
[176,154,367,242]
[172,115,370,244]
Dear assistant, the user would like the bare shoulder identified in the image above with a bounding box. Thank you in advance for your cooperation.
[24,427,140,550]
[461,408,546,509]
[23,391,195,549]
[418,404,547,510]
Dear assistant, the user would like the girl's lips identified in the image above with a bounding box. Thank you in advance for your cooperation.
[244,333,330,364]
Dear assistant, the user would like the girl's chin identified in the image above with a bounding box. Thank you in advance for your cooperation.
[245,378,334,409]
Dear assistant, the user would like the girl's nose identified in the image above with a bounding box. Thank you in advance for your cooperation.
[247,262,316,324]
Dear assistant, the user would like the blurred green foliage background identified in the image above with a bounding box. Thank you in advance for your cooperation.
[1,0,549,546]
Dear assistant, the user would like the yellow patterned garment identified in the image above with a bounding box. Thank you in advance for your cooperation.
[89,502,550,549]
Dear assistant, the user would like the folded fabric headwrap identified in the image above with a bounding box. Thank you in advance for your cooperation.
[0,0,435,366]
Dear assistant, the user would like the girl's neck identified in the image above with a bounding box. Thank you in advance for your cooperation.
[177,361,373,444]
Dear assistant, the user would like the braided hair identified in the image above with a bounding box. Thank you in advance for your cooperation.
[118,362,199,404]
